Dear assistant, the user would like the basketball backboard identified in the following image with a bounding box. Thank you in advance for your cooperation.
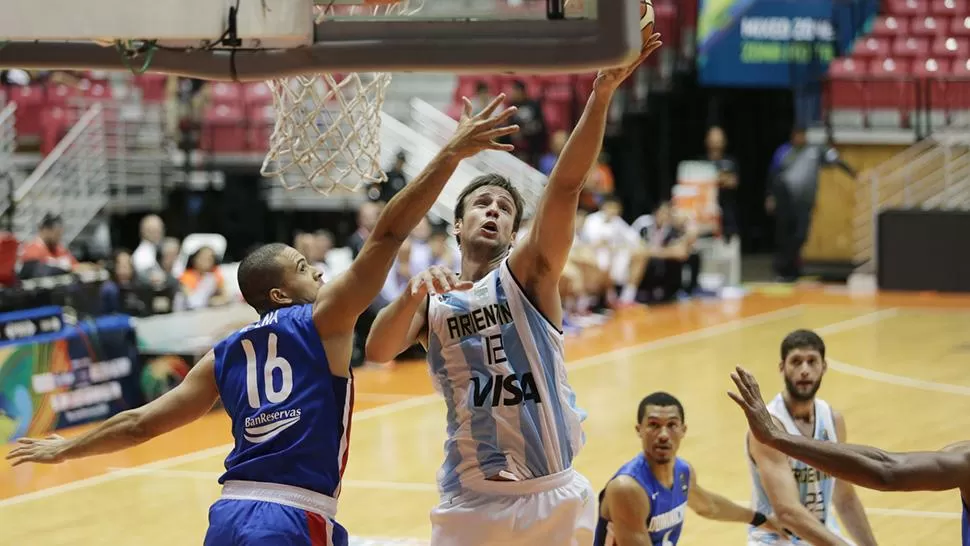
[0,0,642,78]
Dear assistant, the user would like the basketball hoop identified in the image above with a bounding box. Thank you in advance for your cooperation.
[260,0,423,195]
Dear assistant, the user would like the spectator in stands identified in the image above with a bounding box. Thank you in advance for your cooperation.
[636,201,700,302]
[158,237,181,276]
[704,126,740,241]
[132,214,165,276]
[427,225,460,271]
[311,229,335,280]
[505,80,547,166]
[100,250,150,316]
[583,151,615,211]
[538,130,569,175]
[348,201,383,258]
[581,196,649,307]
[179,245,229,309]
[19,213,78,279]
[369,150,409,203]
[470,81,496,114]
[766,125,858,281]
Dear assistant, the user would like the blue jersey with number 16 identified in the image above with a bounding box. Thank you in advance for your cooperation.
[213,304,353,498]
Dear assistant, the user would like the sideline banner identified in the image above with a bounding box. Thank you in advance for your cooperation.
[697,0,836,88]
[0,315,142,442]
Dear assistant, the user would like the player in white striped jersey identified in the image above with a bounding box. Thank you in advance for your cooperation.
[365,35,663,546]
[744,329,876,546]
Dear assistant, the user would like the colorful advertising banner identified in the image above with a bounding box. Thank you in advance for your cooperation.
[0,315,143,443]
[697,0,837,88]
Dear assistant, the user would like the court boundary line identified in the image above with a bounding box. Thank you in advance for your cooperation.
[104,467,966,521]
[1,303,809,507]
[829,359,970,396]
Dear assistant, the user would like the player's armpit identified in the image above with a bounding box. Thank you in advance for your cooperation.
[603,475,652,546]
[748,433,852,546]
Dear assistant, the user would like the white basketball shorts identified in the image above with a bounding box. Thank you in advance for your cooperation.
[429,468,596,546]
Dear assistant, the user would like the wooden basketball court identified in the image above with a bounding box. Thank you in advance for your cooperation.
[3,288,970,545]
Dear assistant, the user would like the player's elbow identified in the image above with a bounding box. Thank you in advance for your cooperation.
[771,503,809,531]
[364,334,402,364]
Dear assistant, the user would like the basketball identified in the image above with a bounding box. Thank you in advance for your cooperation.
[640,0,655,40]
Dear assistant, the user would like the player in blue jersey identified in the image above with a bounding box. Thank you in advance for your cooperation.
[594,391,786,546]
[730,365,970,546]
[5,95,520,545]
[365,34,663,546]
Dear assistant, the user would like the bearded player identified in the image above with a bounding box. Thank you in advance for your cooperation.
[6,96,519,546]
[594,392,787,546]
[364,30,664,546]
[732,365,970,546]
[744,329,877,546]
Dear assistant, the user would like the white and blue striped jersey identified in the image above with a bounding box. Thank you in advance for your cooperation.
[747,394,843,544]
[426,259,586,497]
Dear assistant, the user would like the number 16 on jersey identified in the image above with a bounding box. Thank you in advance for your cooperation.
[242,333,294,409]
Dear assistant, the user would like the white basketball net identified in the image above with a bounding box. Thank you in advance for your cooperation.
[260,1,423,194]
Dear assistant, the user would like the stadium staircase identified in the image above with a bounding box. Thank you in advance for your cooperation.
[853,132,970,276]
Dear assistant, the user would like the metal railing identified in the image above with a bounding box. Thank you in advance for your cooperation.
[5,103,108,245]
[408,97,545,216]
[0,101,16,222]
[853,132,970,273]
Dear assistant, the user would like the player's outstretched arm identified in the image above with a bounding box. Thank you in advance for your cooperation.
[602,475,652,546]
[830,412,878,546]
[313,96,518,339]
[731,366,970,492]
[365,265,473,363]
[748,432,853,546]
[507,36,661,320]
[6,352,219,466]
[685,463,786,536]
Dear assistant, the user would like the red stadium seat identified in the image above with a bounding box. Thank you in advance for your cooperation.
[44,83,79,108]
[853,36,891,59]
[209,82,243,107]
[892,36,930,57]
[39,107,75,154]
[913,57,950,111]
[133,74,167,103]
[931,0,968,16]
[247,104,276,152]
[887,0,928,17]
[943,59,970,116]
[7,85,45,137]
[950,15,970,36]
[826,58,867,127]
[200,104,246,153]
[911,16,946,36]
[871,16,909,38]
[242,82,273,108]
[0,233,18,287]
[867,58,916,126]
[932,36,970,57]
[82,82,114,102]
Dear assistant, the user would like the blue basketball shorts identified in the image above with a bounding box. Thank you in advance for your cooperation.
[204,498,349,546]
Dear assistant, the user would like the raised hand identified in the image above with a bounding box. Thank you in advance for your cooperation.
[594,33,663,92]
[445,94,520,159]
[6,434,70,466]
[728,366,782,446]
[409,265,474,299]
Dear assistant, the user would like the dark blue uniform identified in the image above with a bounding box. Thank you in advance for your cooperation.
[593,454,691,546]
[204,304,352,546]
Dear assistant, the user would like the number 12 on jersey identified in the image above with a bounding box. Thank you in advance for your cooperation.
[242,333,294,409]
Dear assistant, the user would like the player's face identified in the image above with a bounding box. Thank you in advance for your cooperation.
[780,347,826,402]
[637,405,686,465]
[455,185,518,252]
[276,247,323,305]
